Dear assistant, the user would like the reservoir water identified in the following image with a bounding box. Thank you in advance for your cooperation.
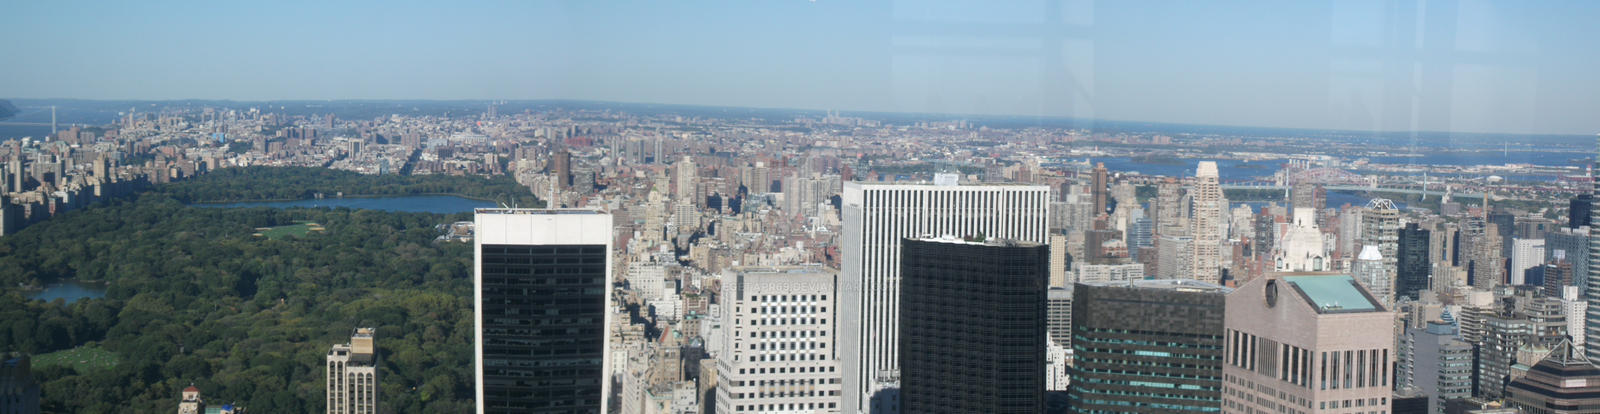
[31,281,107,304]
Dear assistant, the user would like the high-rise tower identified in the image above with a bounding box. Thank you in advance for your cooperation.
[1091,162,1109,216]
[1189,162,1225,284]
[1360,199,1401,296]
[327,328,378,414]
[839,176,1049,414]
[1067,279,1229,413]
[714,266,842,414]
[899,237,1048,414]
[1223,273,1395,413]
[1587,132,1600,362]
[474,209,613,414]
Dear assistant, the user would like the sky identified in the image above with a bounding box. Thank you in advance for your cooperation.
[2,0,1598,135]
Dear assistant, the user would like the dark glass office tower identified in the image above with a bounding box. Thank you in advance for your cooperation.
[1397,223,1433,300]
[1571,194,1592,229]
[899,237,1048,414]
[1068,279,1229,414]
[475,209,613,414]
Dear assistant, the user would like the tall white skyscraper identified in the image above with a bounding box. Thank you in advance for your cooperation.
[839,176,1049,413]
[676,155,698,203]
[474,209,614,414]
[1361,199,1401,292]
[715,266,841,414]
[327,328,377,414]
[1189,162,1225,284]
[1509,238,1545,285]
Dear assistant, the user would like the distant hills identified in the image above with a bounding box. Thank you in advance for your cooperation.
[0,100,17,120]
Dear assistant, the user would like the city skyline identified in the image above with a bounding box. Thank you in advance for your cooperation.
[4,1,1600,135]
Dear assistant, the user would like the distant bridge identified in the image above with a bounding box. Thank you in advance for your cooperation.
[1218,183,1482,199]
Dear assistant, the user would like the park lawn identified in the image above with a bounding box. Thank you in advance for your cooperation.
[33,344,119,371]
[253,221,325,240]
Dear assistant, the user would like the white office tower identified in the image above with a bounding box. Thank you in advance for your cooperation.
[1189,162,1226,284]
[474,209,614,414]
[676,155,698,204]
[1561,286,1588,354]
[1275,208,1329,272]
[327,328,378,414]
[839,176,1049,413]
[715,267,842,414]
[1509,238,1545,285]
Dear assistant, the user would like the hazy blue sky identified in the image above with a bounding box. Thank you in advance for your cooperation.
[2,1,1597,135]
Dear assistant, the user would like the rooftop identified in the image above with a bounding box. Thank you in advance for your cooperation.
[1283,274,1382,313]
[913,234,1043,248]
[1081,278,1233,294]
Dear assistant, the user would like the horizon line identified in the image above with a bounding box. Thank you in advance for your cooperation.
[4,96,1596,139]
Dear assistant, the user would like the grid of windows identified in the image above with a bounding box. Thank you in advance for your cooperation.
[479,244,607,414]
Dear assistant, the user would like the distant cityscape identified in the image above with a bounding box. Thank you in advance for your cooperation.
[3,98,1600,414]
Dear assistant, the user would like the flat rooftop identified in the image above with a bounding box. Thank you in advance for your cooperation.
[911,234,1043,248]
[1283,275,1381,313]
[1080,278,1232,294]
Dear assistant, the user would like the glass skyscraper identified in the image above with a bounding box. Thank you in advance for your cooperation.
[1068,279,1229,413]
[474,209,613,414]
[899,237,1049,414]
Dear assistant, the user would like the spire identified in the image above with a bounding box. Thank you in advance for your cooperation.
[1546,336,1589,367]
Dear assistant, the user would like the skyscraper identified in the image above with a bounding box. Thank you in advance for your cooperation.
[1396,320,1472,414]
[1396,223,1432,301]
[676,156,698,204]
[475,209,613,414]
[1361,199,1401,296]
[1091,162,1109,216]
[1223,273,1395,414]
[327,328,378,414]
[1067,279,1229,413]
[1155,177,1184,236]
[1189,162,1225,284]
[838,177,1050,414]
[714,266,841,414]
[1589,132,1600,363]
[551,149,572,189]
[899,237,1048,414]
[1570,194,1592,229]
[1546,227,1590,292]
[1510,238,1546,286]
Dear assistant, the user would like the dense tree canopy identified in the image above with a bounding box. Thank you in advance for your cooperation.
[161,166,541,207]
[0,172,485,412]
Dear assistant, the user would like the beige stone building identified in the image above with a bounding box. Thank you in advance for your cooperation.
[1223,273,1395,414]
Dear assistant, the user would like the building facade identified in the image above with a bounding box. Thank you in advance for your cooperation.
[327,328,378,414]
[1223,273,1396,414]
[899,237,1048,414]
[475,209,613,414]
[714,267,842,414]
[1397,222,1432,301]
[1067,279,1229,413]
[838,178,1049,413]
[1397,321,1472,414]
[1189,162,1226,284]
